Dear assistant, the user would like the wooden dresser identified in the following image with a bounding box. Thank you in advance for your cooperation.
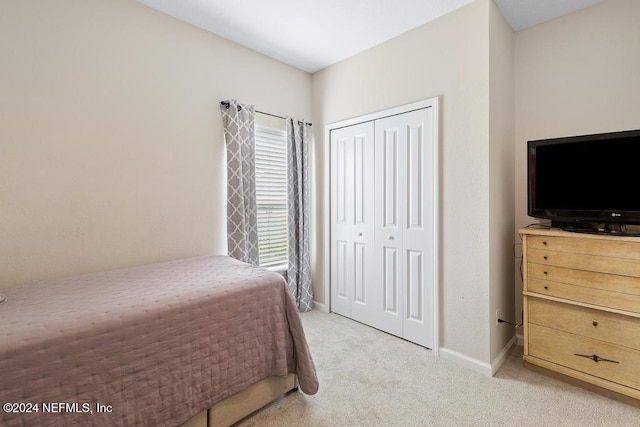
[520,227,640,402]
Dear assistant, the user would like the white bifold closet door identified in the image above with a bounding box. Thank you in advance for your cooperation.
[330,107,435,349]
[374,109,434,348]
[330,121,377,327]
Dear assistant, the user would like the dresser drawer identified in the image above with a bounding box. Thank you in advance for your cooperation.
[528,298,640,350]
[527,248,640,277]
[527,263,640,313]
[527,235,640,260]
[528,323,640,391]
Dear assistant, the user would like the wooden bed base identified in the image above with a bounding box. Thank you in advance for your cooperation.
[182,374,298,427]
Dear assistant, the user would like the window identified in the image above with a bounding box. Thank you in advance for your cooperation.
[255,124,288,268]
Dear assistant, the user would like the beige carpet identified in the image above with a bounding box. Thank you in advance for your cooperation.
[239,309,640,426]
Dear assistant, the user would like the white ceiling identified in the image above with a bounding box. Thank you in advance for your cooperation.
[494,0,603,31]
[136,0,604,73]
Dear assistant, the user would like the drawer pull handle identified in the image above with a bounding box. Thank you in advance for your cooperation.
[544,286,549,290]
[574,353,619,364]
[543,256,548,260]
[542,241,547,246]
[543,271,548,275]
[592,320,598,327]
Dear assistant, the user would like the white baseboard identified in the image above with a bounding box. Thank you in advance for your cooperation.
[440,334,517,377]
[516,332,524,347]
[491,335,517,375]
[312,300,329,313]
[439,347,493,376]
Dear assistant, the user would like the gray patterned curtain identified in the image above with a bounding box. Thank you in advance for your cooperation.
[286,118,313,312]
[220,100,259,265]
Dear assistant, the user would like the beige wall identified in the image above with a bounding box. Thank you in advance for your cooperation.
[312,0,495,363]
[514,0,640,329]
[0,0,312,286]
[488,1,515,361]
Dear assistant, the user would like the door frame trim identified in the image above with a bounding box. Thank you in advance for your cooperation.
[323,97,440,355]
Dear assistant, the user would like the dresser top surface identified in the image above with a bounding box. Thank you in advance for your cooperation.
[519,227,640,243]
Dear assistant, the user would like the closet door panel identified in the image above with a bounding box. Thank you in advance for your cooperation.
[349,124,376,326]
[353,134,367,226]
[383,128,399,228]
[400,109,435,348]
[330,122,375,324]
[406,250,424,321]
[334,240,349,298]
[406,123,424,230]
[330,131,353,317]
[375,118,405,337]
[383,246,400,314]
[353,243,367,304]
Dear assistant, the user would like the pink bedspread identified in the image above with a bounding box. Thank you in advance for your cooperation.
[0,256,318,426]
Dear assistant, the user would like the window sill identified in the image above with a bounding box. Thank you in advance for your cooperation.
[264,264,288,277]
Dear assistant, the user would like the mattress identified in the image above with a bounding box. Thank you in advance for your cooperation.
[0,256,318,426]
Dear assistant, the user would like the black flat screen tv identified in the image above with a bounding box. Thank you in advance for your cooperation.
[528,129,640,232]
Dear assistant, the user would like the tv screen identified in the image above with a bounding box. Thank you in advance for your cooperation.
[528,129,640,228]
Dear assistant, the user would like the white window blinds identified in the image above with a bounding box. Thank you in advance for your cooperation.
[255,125,288,268]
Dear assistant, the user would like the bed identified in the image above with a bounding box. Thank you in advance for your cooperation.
[0,255,318,426]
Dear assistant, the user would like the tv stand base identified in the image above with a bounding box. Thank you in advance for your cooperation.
[551,221,627,235]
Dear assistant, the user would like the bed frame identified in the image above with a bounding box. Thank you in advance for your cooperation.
[182,374,298,427]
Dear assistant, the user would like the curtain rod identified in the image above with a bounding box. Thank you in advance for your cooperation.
[220,101,312,126]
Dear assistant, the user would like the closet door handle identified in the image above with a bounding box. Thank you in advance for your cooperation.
[388,236,395,240]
